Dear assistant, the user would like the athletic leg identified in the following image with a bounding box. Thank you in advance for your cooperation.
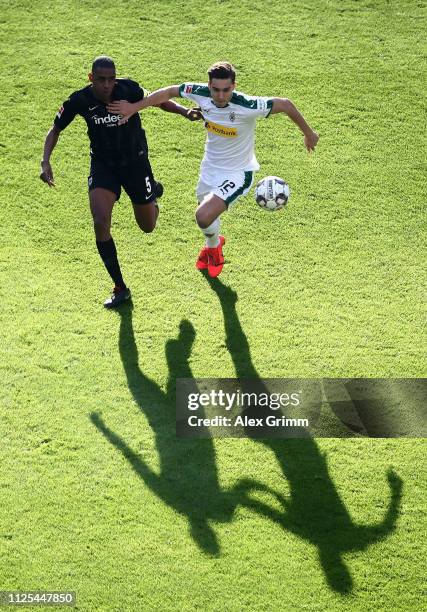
[194,171,253,277]
[89,187,130,307]
[123,155,159,233]
[194,195,226,277]
[194,174,225,272]
[90,187,116,242]
[195,194,227,242]
[132,201,159,233]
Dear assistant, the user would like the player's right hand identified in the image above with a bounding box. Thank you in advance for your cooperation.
[40,161,55,187]
[186,107,203,121]
[107,100,136,125]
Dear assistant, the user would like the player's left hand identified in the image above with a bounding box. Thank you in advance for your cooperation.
[304,130,319,153]
[107,100,135,124]
[186,107,203,121]
[40,161,55,187]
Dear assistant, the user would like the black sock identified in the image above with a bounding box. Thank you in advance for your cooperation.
[96,238,126,289]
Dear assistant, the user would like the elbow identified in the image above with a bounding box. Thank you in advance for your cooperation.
[280,98,293,113]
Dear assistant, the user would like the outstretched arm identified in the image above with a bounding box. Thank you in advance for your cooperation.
[270,98,319,152]
[159,100,202,122]
[40,125,61,187]
[107,85,182,122]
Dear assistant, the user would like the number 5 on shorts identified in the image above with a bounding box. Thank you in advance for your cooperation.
[145,176,152,193]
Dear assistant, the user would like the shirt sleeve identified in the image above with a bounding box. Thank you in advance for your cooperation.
[231,92,274,118]
[54,94,79,130]
[256,97,274,118]
[178,83,192,98]
[178,83,209,102]
[126,80,146,103]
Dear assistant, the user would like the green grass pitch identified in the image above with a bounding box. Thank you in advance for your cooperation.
[0,0,425,610]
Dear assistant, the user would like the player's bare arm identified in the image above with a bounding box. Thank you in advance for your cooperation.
[106,96,201,122]
[270,98,319,152]
[158,100,202,122]
[107,85,181,122]
[40,125,61,187]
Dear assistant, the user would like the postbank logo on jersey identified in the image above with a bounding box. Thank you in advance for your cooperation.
[205,120,237,138]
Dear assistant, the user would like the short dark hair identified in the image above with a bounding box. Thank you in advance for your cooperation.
[207,61,236,83]
[92,56,115,73]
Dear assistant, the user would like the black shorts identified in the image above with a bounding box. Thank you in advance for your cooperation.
[88,153,157,205]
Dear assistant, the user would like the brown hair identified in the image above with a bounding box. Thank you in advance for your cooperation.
[207,61,236,83]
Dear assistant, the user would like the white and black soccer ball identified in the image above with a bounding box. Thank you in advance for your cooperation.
[255,176,290,211]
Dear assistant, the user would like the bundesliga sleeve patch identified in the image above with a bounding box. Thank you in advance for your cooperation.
[257,98,268,111]
[56,105,64,118]
[184,84,193,94]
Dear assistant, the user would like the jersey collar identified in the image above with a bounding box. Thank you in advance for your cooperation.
[210,99,230,109]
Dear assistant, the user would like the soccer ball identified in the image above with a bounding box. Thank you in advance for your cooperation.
[255,176,290,211]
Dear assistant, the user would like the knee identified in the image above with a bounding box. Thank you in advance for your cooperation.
[195,207,212,229]
[137,217,156,233]
[142,222,155,234]
[92,214,111,238]
[134,202,158,233]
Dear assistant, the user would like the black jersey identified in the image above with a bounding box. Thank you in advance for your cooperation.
[54,78,148,166]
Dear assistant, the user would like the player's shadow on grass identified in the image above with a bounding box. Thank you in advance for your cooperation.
[90,305,284,556]
[322,378,427,437]
[204,275,403,595]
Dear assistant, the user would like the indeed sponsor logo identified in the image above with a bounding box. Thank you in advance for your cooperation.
[93,114,123,125]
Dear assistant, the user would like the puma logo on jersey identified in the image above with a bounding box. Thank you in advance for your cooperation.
[205,120,237,138]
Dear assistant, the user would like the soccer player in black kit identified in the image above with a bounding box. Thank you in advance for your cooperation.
[40,56,201,308]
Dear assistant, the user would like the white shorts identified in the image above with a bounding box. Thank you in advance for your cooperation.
[196,168,254,208]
